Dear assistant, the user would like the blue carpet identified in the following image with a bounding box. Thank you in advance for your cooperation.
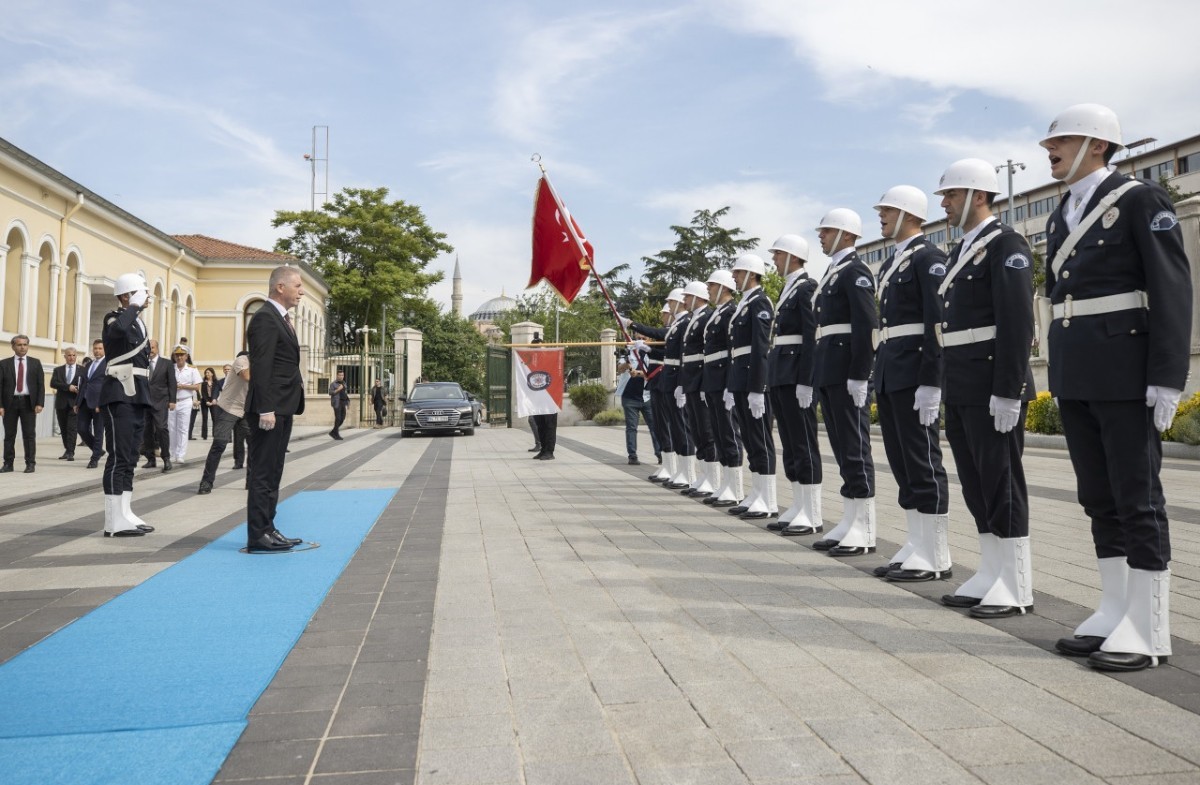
[0,488,397,785]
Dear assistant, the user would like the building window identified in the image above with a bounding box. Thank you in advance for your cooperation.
[1140,161,1174,181]
[1179,152,1200,174]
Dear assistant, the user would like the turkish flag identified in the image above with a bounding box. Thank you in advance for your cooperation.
[528,176,592,303]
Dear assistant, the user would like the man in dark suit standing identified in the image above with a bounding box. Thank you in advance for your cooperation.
[328,370,349,440]
[245,265,307,553]
[50,346,83,461]
[140,339,176,471]
[1,335,46,473]
[78,341,107,468]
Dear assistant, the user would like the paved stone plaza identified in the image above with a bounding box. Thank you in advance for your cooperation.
[2,424,1200,784]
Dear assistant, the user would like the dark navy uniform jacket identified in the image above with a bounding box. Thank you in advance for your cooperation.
[632,313,691,392]
[701,300,736,394]
[812,252,878,388]
[1044,172,1192,400]
[99,307,151,407]
[768,271,818,388]
[940,221,1036,406]
[726,288,773,393]
[679,306,713,393]
[873,240,947,394]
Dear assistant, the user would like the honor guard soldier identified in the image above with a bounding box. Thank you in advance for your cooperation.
[934,159,1036,618]
[99,273,157,538]
[1040,105,1192,671]
[700,269,743,507]
[641,303,673,483]
[626,288,694,488]
[678,280,718,498]
[725,254,777,519]
[810,209,879,556]
[763,235,823,537]
[871,187,953,582]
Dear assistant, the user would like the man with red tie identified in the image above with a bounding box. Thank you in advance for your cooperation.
[1,335,45,473]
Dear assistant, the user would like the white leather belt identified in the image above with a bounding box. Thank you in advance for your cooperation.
[773,335,803,346]
[938,325,996,347]
[645,358,662,366]
[731,346,752,358]
[875,323,923,344]
[703,350,729,362]
[815,324,851,340]
[682,353,704,363]
[663,358,680,367]
[1052,290,1147,320]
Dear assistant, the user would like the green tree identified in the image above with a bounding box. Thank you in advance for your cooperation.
[640,207,759,304]
[1159,174,1195,204]
[273,187,452,343]
[402,300,489,395]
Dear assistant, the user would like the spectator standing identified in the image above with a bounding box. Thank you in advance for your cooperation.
[328,370,349,440]
[78,341,107,468]
[50,347,83,461]
[140,339,176,471]
[618,348,660,466]
[169,346,202,465]
[371,378,387,428]
[0,335,45,473]
[198,368,218,439]
[198,352,251,494]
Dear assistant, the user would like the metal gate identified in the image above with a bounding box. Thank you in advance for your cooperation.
[485,345,511,427]
[306,341,407,428]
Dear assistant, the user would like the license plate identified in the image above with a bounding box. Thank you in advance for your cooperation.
[427,415,448,423]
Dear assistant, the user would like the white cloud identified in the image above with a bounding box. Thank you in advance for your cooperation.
[426,220,531,315]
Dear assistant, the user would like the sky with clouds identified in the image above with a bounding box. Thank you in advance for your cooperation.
[4,0,1199,315]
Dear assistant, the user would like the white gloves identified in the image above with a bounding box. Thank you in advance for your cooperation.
[847,379,869,408]
[616,313,632,329]
[700,391,707,403]
[796,384,814,409]
[989,395,1022,433]
[748,392,765,419]
[628,339,648,352]
[723,390,735,411]
[128,289,149,308]
[913,385,941,427]
[1147,385,1182,433]
[674,385,687,409]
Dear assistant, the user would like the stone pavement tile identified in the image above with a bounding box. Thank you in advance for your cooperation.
[422,686,511,719]
[618,726,731,768]
[868,678,1002,732]
[630,760,754,785]
[925,726,1060,767]
[340,679,425,709]
[507,674,596,703]
[428,644,504,672]
[314,734,419,774]
[238,709,333,743]
[1109,775,1200,785]
[605,700,711,737]
[283,644,363,667]
[351,658,429,685]
[591,673,682,705]
[808,714,928,753]
[215,738,320,780]
[250,684,344,715]
[684,679,807,741]
[516,718,622,762]
[839,747,979,785]
[416,744,522,785]
[329,704,422,737]
[1036,728,1196,777]
[308,771,415,785]
[766,670,885,722]
[972,760,1106,785]
[271,662,355,689]
[1103,708,1200,766]
[724,735,852,780]
[424,662,507,690]
[420,714,516,751]
[523,755,636,785]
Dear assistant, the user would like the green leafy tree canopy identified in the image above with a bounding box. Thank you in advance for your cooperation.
[640,207,759,305]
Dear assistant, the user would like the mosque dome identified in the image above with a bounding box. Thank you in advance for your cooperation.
[469,292,518,323]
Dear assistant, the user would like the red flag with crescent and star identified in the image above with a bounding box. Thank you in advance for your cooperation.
[528,176,593,303]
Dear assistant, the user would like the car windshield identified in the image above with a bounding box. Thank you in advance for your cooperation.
[410,385,464,401]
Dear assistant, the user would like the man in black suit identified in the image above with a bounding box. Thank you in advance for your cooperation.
[50,346,83,461]
[245,266,307,552]
[78,341,107,468]
[140,339,176,471]
[1,335,46,473]
[328,370,349,440]
[1040,105,1193,672]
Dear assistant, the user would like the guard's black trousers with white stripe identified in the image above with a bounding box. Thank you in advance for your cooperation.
[103,401,146,495]
[732,391,775,475]
[817,384,874,498]
[944,403,1028,538]
[771,385,821,485]
[877,386,947,514]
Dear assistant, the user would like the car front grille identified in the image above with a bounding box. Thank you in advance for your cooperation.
[415,409,463,427]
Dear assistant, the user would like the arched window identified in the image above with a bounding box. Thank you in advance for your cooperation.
[243,298,266,350]
[37,240,55,338]
[63,251,81,345]
[3,226,28,334]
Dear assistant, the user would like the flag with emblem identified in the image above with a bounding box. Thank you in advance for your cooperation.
[514,347,564,417]
[528,176,593,303]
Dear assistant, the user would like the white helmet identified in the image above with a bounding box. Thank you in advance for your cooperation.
[934,158,1000,195]
[874,185,928,240]
[666,287,686,303]
[113,272,147,297]
[816,208,862,236]
[767,234,809,262]
[683,280,709,300]
[660,303,672,314]
[706,269,736,292]
[731,253,766,276]
[1040,103,1123,148]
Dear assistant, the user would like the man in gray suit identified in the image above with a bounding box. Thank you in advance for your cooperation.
[140,339,176,472]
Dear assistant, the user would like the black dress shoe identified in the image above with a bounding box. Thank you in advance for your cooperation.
[272,530,304,546]
[247,534,293,553]
[86,458,99,469]
[529,446,541,452]
[136,523,155,532]
[66,454,75,461]
[142,459,156,469]
[766,520,786,531]
[969,604,1031,619]
[665,481,690,490]
[740,510,770,520]
[628,456,640,465]
[941,594,982,608]
[687,489,711,498]
[198,482,213,495]
[710,498,737,507]
[811,538,839,551]
[58,452,69,459]
[333,434,344,441]
[888,568,952,582]
[781,524,822,537]
[232,463,244,470]
[23,465,34,473]
[104,528,147,538]
[534,453,555,460]
[702,497,718,505]
[873,562,901,577]
[162,459,172,473]
[1055,635,1105,657]
[727,504,749,515]
[0,464,12,473]
[828,545,874,557]
[1087,651,1166,671]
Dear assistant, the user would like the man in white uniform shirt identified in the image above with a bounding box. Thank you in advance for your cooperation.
[169,346,202,465]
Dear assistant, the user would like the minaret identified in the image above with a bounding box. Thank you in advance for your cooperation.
[451,255,463,317]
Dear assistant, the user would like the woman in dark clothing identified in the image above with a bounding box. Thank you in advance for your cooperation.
[197,367,218,439]
[371,378,387,428]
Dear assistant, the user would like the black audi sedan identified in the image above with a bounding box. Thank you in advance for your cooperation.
[399,382,476,437]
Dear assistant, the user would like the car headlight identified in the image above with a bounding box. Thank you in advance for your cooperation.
[403,407,418,415]
[458,406,473,414]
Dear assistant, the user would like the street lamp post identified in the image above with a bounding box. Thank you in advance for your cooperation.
[996,159,1026,226]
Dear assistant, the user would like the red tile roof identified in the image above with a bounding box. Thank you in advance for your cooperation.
[172,234,295,262]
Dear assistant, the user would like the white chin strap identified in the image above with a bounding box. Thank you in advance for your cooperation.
[955,189,974,230]
[889,211,907,241]
[1065,136,1093,183]
[831,229,844,253]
